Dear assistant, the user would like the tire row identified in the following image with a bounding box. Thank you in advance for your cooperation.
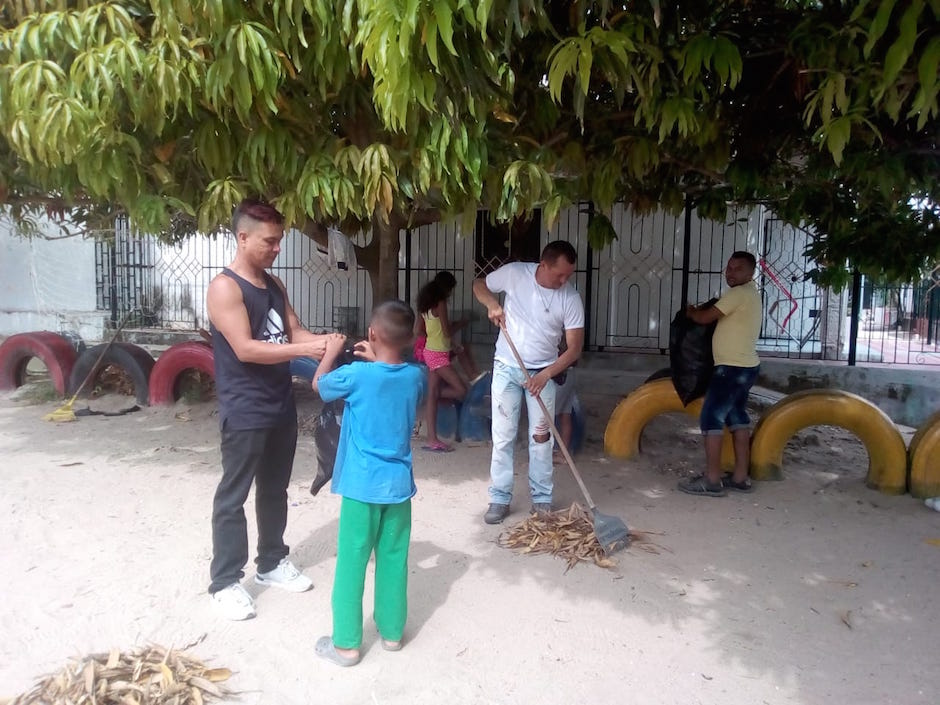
[604,378,940,499]
[0,332,215,406]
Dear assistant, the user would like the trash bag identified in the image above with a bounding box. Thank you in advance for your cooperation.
[311,399,343,496]
[669,298,719,406]
[309,341,361,496]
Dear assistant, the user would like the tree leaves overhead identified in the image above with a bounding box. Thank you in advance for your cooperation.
[0,0,937,285]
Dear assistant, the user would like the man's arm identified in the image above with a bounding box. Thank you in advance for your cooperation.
[206,275,327,364]
[524,327,584,395]
[686,304,724,325]
[473,277,504,328]
[271,276,330,356]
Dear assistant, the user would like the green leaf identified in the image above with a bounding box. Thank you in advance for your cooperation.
[864,0,898,58]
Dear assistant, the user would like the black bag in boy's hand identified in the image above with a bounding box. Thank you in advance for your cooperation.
[309,340,361,496]
[669,298,719,406]
[311,400,342,496]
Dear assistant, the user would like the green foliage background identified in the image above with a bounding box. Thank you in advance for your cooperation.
[1,1,937,292]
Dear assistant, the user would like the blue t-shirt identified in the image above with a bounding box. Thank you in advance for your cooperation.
[317,361,427,504]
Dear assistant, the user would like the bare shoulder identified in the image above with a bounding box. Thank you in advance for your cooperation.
[207,271,241,303]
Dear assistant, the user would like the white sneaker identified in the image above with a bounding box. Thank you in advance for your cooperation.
[255,558,313,592]
[211,582,256,621]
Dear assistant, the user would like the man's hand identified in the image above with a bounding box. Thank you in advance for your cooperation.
[353,339,376,362]
[304,334,330,360]
[487,305,505,329]
[525,368,552,396]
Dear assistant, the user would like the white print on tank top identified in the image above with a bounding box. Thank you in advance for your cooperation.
[263,309,287,344]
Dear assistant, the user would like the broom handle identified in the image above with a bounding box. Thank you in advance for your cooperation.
[499,323,596,511]
[67,312,133,402]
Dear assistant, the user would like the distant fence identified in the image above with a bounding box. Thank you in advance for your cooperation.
[94,209,940,366]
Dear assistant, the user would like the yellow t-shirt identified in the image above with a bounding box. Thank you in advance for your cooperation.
[712,280,761,367]
[423,311,451,352]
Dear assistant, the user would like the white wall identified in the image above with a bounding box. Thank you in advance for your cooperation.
[0,218,107,341]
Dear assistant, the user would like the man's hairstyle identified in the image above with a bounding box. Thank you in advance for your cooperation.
[730,251,757,271]
[541,240,577,265]
[433,271,457,291]
[371,300,416,347]
[232,198,284,235]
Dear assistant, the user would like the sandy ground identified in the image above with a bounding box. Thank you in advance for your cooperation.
[1,368,939,705]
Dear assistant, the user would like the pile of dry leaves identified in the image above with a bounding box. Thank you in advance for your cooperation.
[4,643,231,705]
[499,503,667,571]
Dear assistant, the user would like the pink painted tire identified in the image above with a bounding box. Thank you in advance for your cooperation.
[149,341,215,405]
[0,331,78,395]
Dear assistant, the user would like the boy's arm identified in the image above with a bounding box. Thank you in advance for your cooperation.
[312,334,347,395]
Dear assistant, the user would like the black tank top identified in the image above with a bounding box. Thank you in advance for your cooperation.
[210,268,295,430]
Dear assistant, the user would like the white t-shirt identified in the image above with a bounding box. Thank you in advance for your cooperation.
[486,262,585,368]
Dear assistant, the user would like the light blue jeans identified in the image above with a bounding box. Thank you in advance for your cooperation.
[488,360,557,506]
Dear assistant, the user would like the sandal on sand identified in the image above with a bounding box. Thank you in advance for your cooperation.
[381,638,403,652]
[678,475,726,497]
[422,441,454,453]
[315,636,361,667]
[721,472,754,493]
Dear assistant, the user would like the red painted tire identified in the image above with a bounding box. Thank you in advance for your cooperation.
[149,341,215,405]
[68,342,155,405]
[0,331,78,395]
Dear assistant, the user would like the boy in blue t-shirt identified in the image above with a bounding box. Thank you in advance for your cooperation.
[312,300,427,667]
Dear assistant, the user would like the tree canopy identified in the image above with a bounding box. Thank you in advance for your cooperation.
[1,0,938,297]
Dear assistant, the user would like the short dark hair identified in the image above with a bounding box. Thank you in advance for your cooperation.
[371,300,415,347]
[730,251,757,271]
[541,240,577,265]
[232,198,284,234]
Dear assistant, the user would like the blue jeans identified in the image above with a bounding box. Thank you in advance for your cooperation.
[700,364,760,435]
[489,360,556,505]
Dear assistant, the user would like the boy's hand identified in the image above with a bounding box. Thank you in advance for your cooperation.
[325,333,346,354]
[353,339,376,362]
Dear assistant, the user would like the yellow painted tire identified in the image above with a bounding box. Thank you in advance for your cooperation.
[750,389,907,494]
[604,378,734,468]
[909,410,940,499]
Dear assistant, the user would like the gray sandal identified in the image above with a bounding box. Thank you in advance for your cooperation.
[678,475,727,497]
[721,472,754,493]
[315,636,361,667]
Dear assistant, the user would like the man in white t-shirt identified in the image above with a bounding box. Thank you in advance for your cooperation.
[472,241,585,524]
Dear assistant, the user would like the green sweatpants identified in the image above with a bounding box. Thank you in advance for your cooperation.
[332,497,412,649]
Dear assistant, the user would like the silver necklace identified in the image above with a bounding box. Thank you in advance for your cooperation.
[534,266,556,312]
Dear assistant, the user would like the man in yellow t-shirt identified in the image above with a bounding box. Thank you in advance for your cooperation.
[679,251,762,497]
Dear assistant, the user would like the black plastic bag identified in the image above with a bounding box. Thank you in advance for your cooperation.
[310,399,343,496]
[308,341,361,496]
[669,298,718,406]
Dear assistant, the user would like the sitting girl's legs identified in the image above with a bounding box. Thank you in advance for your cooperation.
[424,352,465,449]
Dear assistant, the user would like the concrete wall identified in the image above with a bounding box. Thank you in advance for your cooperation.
[0,218,108,341]
[756,358,940,429]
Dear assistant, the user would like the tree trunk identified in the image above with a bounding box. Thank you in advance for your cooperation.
[371,213,402,303]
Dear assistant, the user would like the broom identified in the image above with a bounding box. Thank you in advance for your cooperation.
[43,315,132,423]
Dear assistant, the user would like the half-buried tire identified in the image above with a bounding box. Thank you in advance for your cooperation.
[149,341,215,405]
[68,342,155,406]
[0,331,79,396]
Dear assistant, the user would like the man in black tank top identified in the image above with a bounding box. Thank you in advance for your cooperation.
[206,198,341,620]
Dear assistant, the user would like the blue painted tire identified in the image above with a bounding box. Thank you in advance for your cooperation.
[458,372,492,442]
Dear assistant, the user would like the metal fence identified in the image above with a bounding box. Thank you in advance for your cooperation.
[94,208,940,366]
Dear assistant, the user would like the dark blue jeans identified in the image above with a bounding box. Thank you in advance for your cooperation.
[700,364,760,435]
[209,419,297,593]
